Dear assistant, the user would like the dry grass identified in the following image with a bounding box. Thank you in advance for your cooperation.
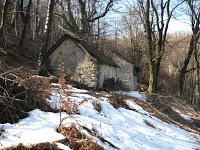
[91,92,200,134]
[78,139,103,150]
[101,91,200,134]
[58,126,103,150]
[143,120,156,129]
[82,126,119,149]
[89,91,109,99]
[2,142,61,150]
[0,67,53,124]
[92,101,102,112]
[107,94,131,109]
[0,125,5,137]
[131,94,200,134]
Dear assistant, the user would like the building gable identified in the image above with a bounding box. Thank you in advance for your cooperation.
[47,34,118,67]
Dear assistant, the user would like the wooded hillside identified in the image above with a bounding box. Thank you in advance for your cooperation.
[0,0,199,107]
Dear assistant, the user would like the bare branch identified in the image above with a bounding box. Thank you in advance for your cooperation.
[89,0,114,22]
[0,67,23,76]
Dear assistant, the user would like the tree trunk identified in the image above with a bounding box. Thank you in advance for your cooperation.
[194,46,200,97]
[35,0,40,35]
[148,61,156,95]
[17,0,32,54]
[154,58,161,92]
[145,0,156,95]
[0,0,8,30]
[38,0,55,76]
[0,0,17,47]
[0,0,12,42]
[154,61,161,93]
[178,36,195,97]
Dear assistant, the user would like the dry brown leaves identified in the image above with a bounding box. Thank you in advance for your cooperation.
[58,126,103,150]
[143,120,156,129]
[108,94,131,109]
[2,142,61,150]
[0,67,53,123]
[92,101,102,113]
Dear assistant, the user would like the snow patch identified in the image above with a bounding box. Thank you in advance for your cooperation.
[117,91,146,100]
[1,87,199,150]
[56,143,71,150]
[126,100,148,114]
[0,110,64,148]
[172,107,192,121]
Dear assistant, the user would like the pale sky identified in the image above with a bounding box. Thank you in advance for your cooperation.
[168,20,191,33]
[110,0,193,34]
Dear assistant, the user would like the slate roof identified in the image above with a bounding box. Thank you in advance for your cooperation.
[47,34,118,67]
[112,51,135,64]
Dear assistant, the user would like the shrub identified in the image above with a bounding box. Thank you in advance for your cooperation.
[0,67,52,123]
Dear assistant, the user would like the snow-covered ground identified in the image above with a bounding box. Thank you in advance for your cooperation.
[171,106,193,122]
[116,91,147,100]
[0,86,200,150]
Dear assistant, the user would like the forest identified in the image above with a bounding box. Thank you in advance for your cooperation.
[0,0,199,106]
[0,0,200,149]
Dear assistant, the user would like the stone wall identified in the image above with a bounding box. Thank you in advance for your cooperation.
[48,39,86,74]
[97,65,117,88]
[112,54,137,90]
[48,39,98,88]
[48,38,137,90]
[72,56,98,88]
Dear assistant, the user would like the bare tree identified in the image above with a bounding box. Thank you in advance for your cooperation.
[39,0,55,75]
[17,0,32,54]
[0,0,15,45]
[56,0,114,41]
[178,0,200,98]
[137,0,180,94]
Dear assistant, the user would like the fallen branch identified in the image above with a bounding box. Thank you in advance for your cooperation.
[0,125,5,136]
[0,67,23,76]
[82,126,120,149]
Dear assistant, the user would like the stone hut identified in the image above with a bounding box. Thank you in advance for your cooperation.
[47,34,137,90]
[112,53,137,90]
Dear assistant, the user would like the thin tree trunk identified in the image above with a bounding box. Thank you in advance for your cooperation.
[0,0,15,47]
[0,0,8,31]
[194,48,200,96]
[0,0,10,37]
[35,0,39,35]
[154,54,162,92]
[178,36,195,97]
[145,0,156,95]
[17,0,32,53]
[0,1,4,27]
[38,0,55,76]
[148,61,156,95]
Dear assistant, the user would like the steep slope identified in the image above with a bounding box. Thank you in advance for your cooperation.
[0,84,199,150]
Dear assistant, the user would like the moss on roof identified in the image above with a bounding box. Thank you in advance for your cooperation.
[47,34,118,67]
